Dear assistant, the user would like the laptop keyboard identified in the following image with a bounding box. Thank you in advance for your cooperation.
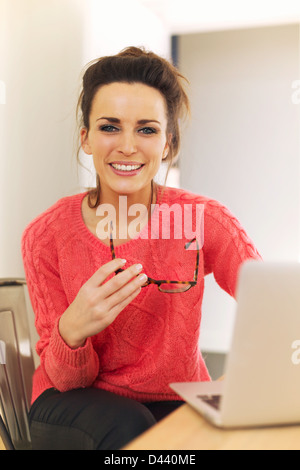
[196,394,222,410]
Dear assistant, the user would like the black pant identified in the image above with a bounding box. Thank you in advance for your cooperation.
[28,388,183,450]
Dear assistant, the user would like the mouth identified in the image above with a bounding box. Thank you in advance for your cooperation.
[109,162,145,176]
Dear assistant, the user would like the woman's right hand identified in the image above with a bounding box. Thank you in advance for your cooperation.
[59,258,147,349]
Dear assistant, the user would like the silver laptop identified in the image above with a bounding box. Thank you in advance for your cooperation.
[170,260,300,428]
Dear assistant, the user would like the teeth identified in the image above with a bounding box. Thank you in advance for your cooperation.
[111,163,143,171]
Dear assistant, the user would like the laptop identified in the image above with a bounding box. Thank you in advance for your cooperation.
[170,260,300,428]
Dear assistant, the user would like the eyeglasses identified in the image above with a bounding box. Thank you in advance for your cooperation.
[109,221,199,293]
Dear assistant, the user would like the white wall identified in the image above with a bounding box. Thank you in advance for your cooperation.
[179,24,300,352]
[78,0,170,190]
[0,0,84,278]
[0,0,170,279]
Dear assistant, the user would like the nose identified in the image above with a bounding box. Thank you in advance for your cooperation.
[117,131,137,156]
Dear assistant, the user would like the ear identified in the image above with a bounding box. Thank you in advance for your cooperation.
[162,133,172,160]
[80,127,92,155]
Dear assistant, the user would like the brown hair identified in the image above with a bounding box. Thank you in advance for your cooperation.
[76,46,190,208]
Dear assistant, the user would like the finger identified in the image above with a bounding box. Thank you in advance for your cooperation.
[108,286,142,323]
[87,258,127,287]
[100,263,144,298]
[105,272,147,310]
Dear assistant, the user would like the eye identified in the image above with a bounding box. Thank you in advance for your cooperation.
[138,127,157,135]
[99,125,119,133]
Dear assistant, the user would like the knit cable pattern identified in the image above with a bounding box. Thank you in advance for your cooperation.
[21,187,261,404]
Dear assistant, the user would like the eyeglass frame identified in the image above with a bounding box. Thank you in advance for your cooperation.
[109,221,199,293]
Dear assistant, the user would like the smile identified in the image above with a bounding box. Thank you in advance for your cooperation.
[110,163,143,171]
[109,162,145,175]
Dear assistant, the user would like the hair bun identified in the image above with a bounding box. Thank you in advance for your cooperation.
[117,46,148,58]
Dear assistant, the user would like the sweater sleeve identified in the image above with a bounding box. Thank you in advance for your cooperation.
[21,218,99,392]
[203,199,262,298]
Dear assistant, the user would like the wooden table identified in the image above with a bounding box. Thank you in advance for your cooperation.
[124,403,300,450]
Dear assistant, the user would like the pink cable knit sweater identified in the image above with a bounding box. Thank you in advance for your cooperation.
[21,185,261,405]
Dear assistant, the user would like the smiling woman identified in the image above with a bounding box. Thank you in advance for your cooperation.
[80,82,170,208]
[21,46,261,450]
[77,47,190,209]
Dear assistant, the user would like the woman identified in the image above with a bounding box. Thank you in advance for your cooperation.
[22,46,261,450]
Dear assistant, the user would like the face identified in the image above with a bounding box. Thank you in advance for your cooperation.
[81,82,170,201]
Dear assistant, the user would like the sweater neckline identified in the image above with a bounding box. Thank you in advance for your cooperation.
[71,185,169,254]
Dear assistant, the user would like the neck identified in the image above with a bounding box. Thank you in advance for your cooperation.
[95,182,156,240]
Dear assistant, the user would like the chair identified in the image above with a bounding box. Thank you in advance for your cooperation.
[0,279,36,450]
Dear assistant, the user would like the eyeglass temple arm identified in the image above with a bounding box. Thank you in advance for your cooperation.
[110,221,124,274]
[185,238,199,282]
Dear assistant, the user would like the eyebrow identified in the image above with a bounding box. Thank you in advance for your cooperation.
[96,117,161,125]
